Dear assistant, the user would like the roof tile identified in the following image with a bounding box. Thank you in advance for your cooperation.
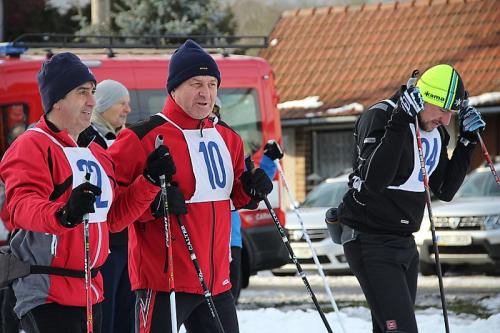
[260,0,500,119]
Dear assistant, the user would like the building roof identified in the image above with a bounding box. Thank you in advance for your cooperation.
[259,0,500,119]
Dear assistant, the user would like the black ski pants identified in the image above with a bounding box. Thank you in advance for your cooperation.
[344,232,419,333]
[135,290,238,333]
[101,244,135,333]
[20,302,102,333]
[1,285,20,333]
[230,246,242,304]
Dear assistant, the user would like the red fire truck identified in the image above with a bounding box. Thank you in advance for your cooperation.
[0,34,289,290]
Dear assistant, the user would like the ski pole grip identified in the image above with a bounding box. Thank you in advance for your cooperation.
[244,155,255,172]
[82,172,91,222]
[325,207,339,224]
[267,139,284,159]
[154,134,170,187]
[406,69,419,88]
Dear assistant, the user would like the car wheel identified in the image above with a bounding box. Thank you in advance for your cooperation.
[419,261,436,276]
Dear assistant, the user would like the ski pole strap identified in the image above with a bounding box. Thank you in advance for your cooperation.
[30,265,100,278]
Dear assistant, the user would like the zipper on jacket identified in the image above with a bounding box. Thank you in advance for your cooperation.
[210,202,216,291]
[199,119,205,137]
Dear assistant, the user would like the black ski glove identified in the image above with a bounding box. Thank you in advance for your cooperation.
[240,168,273,200]
[264,140,284,161]
[143,145,176,186]
[57,182,102,228]
[150,184,187,218]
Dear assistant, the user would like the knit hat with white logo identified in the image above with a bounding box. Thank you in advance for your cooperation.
[416,64,465,111]
[166,39,221,94]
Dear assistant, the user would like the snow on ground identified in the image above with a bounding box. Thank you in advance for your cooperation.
[178,271,500,332]
[237,305,500,333]
[178,301,500,333]
[481,294,500,312]
[177,293,500,333]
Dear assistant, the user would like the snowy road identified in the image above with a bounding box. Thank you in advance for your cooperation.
[239,271,500,311]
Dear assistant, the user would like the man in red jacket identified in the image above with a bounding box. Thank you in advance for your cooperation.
[108,39,273,333]
[0,52,174,333]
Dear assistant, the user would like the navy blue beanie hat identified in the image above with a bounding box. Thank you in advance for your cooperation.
[37,52,96,114]
[167,39,221,94]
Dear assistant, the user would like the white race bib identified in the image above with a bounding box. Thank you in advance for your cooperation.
[28,128,113,223]
[387,124,441,192]
[157,114,234,203]
[63,148,113,223]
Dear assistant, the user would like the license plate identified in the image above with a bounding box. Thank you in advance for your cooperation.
[436,234,472,246]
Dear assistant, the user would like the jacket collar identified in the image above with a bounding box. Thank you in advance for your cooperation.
[37,115,79,147]
[161,95,212,130]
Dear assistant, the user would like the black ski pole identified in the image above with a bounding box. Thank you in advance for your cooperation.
[175,214,226,333]
[408,70,450,333]
[271,143,346,333]
[245,156,333,333]
[462,93,500,187]
[261,196,333,333]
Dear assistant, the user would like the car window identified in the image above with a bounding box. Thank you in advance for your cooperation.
[301,180,348,208]
[456,170,500,198]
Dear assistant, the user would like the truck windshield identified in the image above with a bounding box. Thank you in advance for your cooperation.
[218,88,262,155]
[130,88,263,155]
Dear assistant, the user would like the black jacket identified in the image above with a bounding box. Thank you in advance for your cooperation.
[338,91,475,235]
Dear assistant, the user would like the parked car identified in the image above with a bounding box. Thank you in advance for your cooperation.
[415,162,500,275]
[272,173,351,275]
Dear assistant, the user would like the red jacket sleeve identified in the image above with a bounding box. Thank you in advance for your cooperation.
[107,175,159,232]
[107,128,159,226]
[0,137,68,235]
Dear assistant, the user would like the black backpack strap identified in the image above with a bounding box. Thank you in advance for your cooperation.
[30,265,100,278]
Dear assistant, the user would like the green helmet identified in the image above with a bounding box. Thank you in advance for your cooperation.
[416,64,465,111]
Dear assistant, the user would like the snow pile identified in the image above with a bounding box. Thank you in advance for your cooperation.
[469,92,500,107]
[325,103,363,115]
